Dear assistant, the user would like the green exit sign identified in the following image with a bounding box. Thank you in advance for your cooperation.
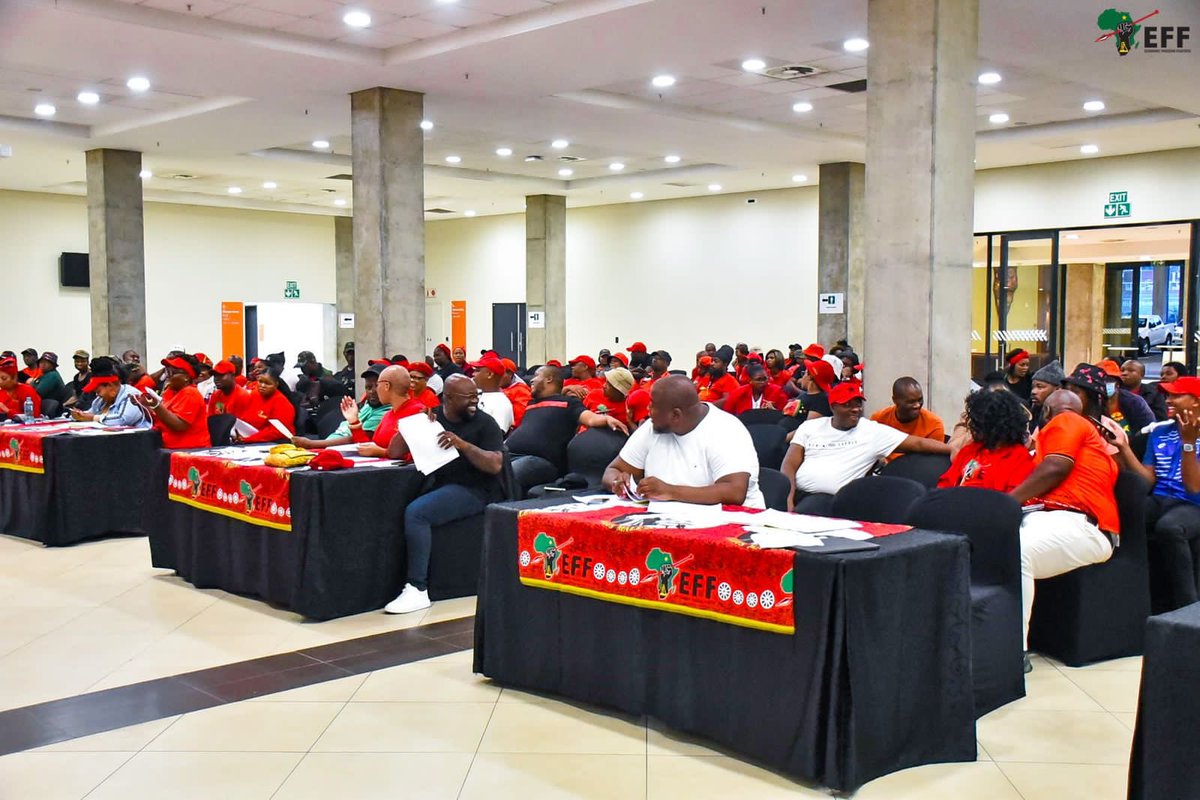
[1104,191,1131,219]
[284,280,300,299]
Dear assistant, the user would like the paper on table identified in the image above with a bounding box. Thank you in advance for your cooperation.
[813,528,874,541]
[744,528,825,549]
[647,501,726,526]
[723,508,863,534]
[268,419,292,439]
[396,414,459,475]
[231,418,259,439]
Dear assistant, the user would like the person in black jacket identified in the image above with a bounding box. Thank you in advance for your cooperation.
[1120,359,1169,422]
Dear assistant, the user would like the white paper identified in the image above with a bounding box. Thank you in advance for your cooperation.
[744,528,825,548]
[231,418,259,439]
[268,418,292,439]
[647,501,725,526]
[572,494,625,506]
[723,509,864,534]
[396,414,459,475]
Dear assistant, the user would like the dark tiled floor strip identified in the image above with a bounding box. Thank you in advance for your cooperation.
[0,615,475,756]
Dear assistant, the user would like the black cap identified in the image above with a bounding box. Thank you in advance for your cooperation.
[652,350,672,363]
[21,348,37,357]
[714,345,735,365]
[1063,364,1107,398]
[293,350,317,368]
[360,363,387,379]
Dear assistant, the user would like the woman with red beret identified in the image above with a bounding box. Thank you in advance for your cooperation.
[136,354,211,448]
[405,361,440,409]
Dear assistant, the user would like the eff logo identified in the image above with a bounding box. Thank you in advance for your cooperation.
[1095,9,1192,55]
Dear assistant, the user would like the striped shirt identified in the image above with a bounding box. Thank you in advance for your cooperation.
[1143,421,1200,504]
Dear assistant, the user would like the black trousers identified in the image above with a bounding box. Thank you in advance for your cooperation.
[511,455,561,497]
[793,489,834,515]
[1145,493,1200,610]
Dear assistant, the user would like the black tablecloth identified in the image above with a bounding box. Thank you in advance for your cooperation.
[0,429,160,546]
[147,451,427,620]
[473,499,975,793]
[1128,601,1200,800]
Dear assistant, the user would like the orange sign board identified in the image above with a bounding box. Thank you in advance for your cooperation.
[221,302,244,359]
[451,301,467,352]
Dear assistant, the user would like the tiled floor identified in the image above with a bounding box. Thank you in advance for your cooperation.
[0,533,1143,798]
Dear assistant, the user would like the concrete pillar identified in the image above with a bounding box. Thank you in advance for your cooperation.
[351,87,424,376]
[85,149,146,359]
[818,162,866,350]
[862,0,979,417]
[1064,263,1105,368]
[526,194,567,366]
[334,215,354,361]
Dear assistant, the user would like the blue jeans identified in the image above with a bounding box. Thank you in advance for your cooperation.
[404,484,488,590]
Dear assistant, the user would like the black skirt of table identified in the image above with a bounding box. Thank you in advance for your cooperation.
[147,451,427,620]
[0,430,161,546]
[1128,601,1200,800]
[474,499,976,794]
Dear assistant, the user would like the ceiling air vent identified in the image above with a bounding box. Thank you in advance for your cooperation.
[763,64,822,80]
[425,208,455,214]
[326,173,353,181]
[664,182,697,188]
[828,79,868,93]
[169,173,197,180]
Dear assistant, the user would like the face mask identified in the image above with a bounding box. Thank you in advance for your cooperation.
[1105,382,1118,398]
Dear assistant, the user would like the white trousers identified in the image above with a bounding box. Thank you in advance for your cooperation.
[1020,510,1114,649]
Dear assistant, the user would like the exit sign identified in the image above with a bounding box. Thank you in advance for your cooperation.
[1104,191,1131,219]
[284,280,300,299]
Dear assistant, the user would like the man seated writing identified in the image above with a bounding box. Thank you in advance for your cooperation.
[781,382,951,514]
[602,376,764,508]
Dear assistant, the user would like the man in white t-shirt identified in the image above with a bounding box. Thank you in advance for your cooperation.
[471,356,515,432]
[602,376,764,508]
[781,381,951,513]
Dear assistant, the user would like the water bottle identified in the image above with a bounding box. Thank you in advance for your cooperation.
[23,397,34,419]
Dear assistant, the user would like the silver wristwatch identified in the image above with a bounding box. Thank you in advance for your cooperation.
[1184,443,1195,453]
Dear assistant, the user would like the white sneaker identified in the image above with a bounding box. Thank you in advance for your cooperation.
[384,585,431,614]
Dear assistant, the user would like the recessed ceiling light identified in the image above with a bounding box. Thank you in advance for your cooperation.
[978,71,1002,85]
[464,210,476,217]
[227,186,242,195]
[445,155,462,163]
[1083,100,1106,112]
[34,103,55,117]
[139,169,152,179]
[1065,233,1080,239]
[551,139,569,149]
[1080,144,1099,155]
[495,147,512,157]
[651,74,676,88]
[334,198,347,206]
[988,112,1009,124]
[792,173,808,183]
[630,192,644,200]
[312,139,330,150]
[342,9,371,27]
[741,58,766,72]
[609,162,625,171]
[77,91,100,105]
[558,168,573,177]
[843,38,869,52]
[126,76,151,92]
[792,101,813,113]
[664,155,681,164]
[262,181,277,189]
[707,184,722,192]
[420,119,433,131]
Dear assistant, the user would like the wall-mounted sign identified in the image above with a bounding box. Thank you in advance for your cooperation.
[284,280,301,299]
[818,292,845,315]
[1104,191,1131,219]
[338,313,355,329]
[527,309,546,329]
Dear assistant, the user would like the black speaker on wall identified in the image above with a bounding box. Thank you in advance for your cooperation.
[59,252,89,288]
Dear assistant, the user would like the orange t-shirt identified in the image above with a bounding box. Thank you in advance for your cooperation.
[1032,411,1120,534]
[503,381,532,427]
[156,386,211,449]
[698,374,739,404]
[871,406,946,461]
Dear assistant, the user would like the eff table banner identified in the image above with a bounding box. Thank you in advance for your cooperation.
[0,423,75,474]
[168,452,293,531]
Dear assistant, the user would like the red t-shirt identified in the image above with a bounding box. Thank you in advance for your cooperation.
[698,374,739,404]
[1031,411,1120,533]
[207,386,251,418]
[236,390,296,443]
[938,441,1035,493]
[640,372,667,390]
[0,383,40,417]
[582,388,627,429]
[768,367,795,387]
[135,375,157,392]
[626,388,651,425]
[565,376,605,393]
[503,381,532,427]
[354,398,426,449]
[156,386,211,449]
[411,387,440,410]
[722,383,788,416]
[234,375,248,387]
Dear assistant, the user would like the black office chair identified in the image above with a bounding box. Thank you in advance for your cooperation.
[746,424,788,471]
[1028,471,1152,666]
[528,427,628,497]
[758,468,791,511]
[778,414,803,434]
[738,408,784,426]
[907,487,1025,716]
[40,398,62,418]
[668,370,688,376]
[831,476,926,524]
[207,414,236,446]
[879,452,952,488]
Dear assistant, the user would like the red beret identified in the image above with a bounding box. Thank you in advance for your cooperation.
[408,361,434,377]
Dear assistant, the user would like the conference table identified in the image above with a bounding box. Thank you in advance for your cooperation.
[0,421,160,546]
[473,498,976,793]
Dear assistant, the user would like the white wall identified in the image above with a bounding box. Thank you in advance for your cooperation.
[0,190,335,365]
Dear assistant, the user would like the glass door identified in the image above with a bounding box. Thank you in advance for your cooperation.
[992,232,1062,371]
[1103,261,1185,361]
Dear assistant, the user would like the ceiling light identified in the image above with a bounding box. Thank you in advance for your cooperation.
[1065,233,1080,240]
[1080,144,1099,155]
[76,91,100,105]
[843,38,869,52]
[464,210,476,217]
[334,198,347,206]
[262,181,277,189]
[126,76,151,92]
[139,169,152,179]
[342,9,371,27]
[1083,100,1106,112]
[630,192,644,200]
[792,173,808,183]
[988,112,1009,124]
[978,71,1002,85]
[445,155,462,163]
[664,155,681,164]
[312,139,330,149]
[551,139,569,149]
[609,162,625,171]
[792,101,813,113]
[420,119,433,131]
[495,147,512,157]
[741,58,766,72]
[34,103,55,117]
[651,75,676,88]
[558,168,573,177]
[707,184,722,192]
[227,186,242,195]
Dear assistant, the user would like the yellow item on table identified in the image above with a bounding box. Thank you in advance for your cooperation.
[264,445,316,468]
